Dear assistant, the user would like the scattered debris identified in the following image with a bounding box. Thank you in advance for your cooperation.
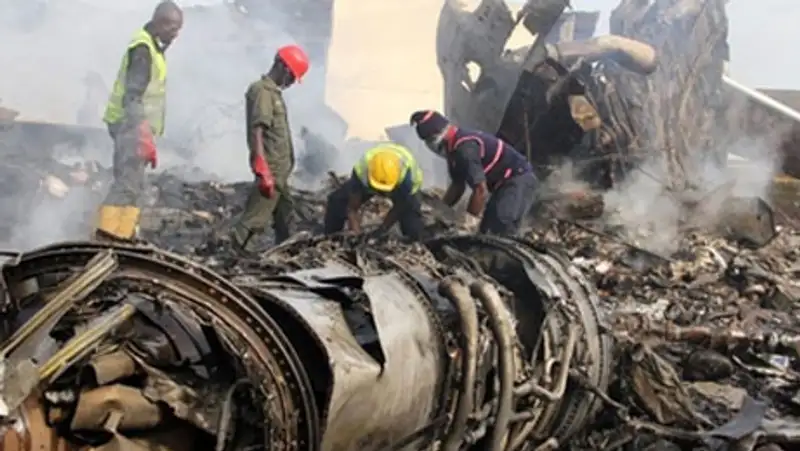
[0,164,792,450]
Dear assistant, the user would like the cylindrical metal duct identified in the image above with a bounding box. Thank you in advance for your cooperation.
[250,264,447,450]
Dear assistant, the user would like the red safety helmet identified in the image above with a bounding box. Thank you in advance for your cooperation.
[277,45,310,82]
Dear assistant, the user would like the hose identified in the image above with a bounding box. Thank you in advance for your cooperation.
[439,278,479,451]
[508,326,579,451]
[513,325,578,400]
[471,281,516,451]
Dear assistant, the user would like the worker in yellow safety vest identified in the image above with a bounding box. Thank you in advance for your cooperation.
[95,1,183,241]
[323,143,425,239]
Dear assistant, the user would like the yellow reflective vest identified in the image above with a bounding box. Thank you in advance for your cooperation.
[353,143,423,195]
[103,28,167,136]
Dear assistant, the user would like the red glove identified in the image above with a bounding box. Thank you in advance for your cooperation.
[251,154,276,198]
[137,121,157,168]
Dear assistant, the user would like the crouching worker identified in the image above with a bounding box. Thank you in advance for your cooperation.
[410,109,537,236]
[324,143,424,239]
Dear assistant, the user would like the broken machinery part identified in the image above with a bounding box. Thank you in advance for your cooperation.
[0,234,612,451]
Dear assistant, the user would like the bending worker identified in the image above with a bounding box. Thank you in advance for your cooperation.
[229,45,310,251]
[410,110,537,236]
[95,1,183,240]
[324,143,425,239]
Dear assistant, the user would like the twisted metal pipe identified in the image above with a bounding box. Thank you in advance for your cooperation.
[440,278,480,451]
[471,281,516,451]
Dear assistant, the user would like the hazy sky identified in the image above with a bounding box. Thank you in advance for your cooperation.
[527,0,799,89]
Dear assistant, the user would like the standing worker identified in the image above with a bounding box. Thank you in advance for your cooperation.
[229,45,310,251]
[410,110,538,236]
[95,1,183,240]
[324,143,425,239]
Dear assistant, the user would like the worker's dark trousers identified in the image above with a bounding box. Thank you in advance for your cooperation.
[102,122,146,207]
[480,171,538,236]
[324,178,425,239]
[230,179,293,249]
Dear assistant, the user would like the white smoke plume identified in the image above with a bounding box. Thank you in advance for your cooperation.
[0,0,343,250]
[600,133,785,255]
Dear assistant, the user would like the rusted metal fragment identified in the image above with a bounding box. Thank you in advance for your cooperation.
[70,385,162,431]
[85,351,138,386]
[436,0,567,132]
[0,397,76,451]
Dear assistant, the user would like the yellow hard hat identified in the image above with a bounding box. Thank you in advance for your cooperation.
[367,150,402,192]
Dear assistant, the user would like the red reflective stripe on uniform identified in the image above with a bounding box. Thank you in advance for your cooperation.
[454,136,505,174]
[444,125,457,145]
[483,141,504,174]
[454,136,485,157]
[503,168,512,179]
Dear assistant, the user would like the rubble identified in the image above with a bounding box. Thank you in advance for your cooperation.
[0,165,795,450]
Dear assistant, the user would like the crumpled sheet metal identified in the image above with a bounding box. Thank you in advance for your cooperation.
[131,352,221,436]
[85,350,138,386]
[69,385,162,431]
[263,268,445,451]
[629,345,705,427]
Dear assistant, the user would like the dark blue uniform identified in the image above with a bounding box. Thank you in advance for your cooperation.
[447,129,538,235]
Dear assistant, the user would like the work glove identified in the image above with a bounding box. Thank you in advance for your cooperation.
[251,154,276,198]
[137,121,157,168]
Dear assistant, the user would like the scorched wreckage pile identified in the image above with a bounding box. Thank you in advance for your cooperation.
[1,0,800,451]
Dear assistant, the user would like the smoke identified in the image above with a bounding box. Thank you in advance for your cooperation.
[542,0,789,255]
[600,133,784,255]
[540,113,786,257]
[0,0,340,249]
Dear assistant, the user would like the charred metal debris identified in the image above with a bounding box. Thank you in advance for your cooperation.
[0,169,797,451]
[437,0,800,202]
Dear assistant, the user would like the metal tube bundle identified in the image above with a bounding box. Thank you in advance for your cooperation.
[0,234,612,451]
[245,233,613,450]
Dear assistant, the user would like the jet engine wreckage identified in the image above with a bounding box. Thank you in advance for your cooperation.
[0,233,613,451]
